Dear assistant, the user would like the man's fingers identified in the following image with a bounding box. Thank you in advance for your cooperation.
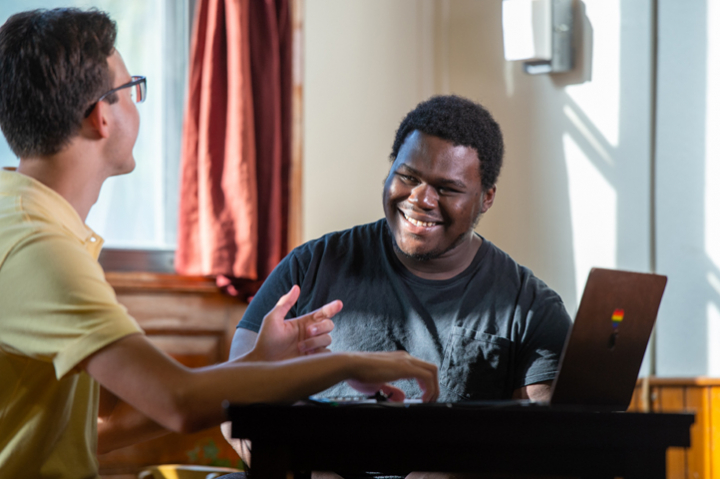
[305,318,334,338]
[266,285,301,322]
[413,360,439,402]
[346,379,384,395]
[311,300,343,321]
[299,333,332,353]
[347,351,440,403]
[304,346,331,355]
[393,353,438,403]
[379,384,406,403]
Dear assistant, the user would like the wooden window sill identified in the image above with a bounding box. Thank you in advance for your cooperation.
[105,272,221,294]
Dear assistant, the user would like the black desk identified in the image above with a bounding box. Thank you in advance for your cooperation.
[227,403,694,478]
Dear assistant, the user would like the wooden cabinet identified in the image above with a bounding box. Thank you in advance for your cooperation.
[99,273,247,479]
[628,378,720,479]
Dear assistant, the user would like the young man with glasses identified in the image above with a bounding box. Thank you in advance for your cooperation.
[0,8,439,478]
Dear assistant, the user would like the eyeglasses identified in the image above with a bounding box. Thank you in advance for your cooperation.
[84,75,147,117]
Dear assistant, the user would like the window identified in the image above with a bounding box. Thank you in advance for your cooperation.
[0,0,193,272]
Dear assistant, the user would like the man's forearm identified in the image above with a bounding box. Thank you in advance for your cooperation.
[511,380,553,401]
[85,335,438,435]
[175,353,358,432]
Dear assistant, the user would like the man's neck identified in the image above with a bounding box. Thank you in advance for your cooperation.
[394,233,483,281]
[17,145,106,223]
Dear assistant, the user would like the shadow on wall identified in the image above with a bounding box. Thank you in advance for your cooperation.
[454,0,659,321]
[459,0,720,376]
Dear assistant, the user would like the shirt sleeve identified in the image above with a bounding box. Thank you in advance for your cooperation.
[514,291,573,388]
[0,231,143,379]
[237,249,305,332]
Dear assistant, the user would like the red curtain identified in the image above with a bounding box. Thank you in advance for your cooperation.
[176,0,291,297]
[249,0,292,280]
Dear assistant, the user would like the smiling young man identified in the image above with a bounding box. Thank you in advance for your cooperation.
[0,9,440,478]
[230,96,572,404]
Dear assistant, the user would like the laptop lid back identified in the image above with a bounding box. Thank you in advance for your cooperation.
[549,268,667,411]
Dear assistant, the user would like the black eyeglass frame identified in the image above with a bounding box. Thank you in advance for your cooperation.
[84,75,147,117]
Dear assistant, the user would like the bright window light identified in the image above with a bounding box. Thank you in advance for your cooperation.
[0,0,190,250]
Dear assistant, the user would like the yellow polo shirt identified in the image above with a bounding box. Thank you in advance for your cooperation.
[0,169,143,478]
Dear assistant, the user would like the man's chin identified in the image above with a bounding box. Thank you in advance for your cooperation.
[112,159,136,176]
[391,233,468,263]
[392,239,442,262]
[400,250,438,262]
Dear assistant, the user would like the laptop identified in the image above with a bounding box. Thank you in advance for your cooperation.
[548,267,667,411]
[307,267,667,412]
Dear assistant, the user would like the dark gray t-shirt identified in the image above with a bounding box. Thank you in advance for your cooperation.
[238,219,571,402]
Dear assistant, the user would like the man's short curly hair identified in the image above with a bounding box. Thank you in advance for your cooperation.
[390,95,504,191]
[0,8,117,158]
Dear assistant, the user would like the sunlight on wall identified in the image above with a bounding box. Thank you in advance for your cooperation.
[566,0,620,147]
[563,133,617,300]
[706,1,720,272]
[709,302,720,376]
[705,0,720,377]
[563,106,614,166]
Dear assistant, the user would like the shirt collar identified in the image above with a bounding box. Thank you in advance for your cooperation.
[1,168,104,256]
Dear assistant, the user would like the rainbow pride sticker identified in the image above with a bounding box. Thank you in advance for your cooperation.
[612,309,624,329]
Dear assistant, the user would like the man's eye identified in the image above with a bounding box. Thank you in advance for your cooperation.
[398,174,416,182]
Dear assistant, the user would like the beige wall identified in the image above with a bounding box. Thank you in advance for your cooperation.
[303,0,435,240]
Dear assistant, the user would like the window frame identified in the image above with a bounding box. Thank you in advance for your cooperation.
[101,0,304,276]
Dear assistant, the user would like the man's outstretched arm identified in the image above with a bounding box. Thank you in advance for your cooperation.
[88,287,438,441]
[96,286,340,453]
[87,334,438,433]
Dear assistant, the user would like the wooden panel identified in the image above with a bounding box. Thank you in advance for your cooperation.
[659,387,687,479]
[710,387,720,479]
[118,292,246,362]
[106,272,219,293]
[645,377,720,387]
[149,335,223,367]
[685,387,710,479]
[627,383,644,412]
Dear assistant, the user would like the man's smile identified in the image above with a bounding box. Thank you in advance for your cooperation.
[400,209,441,229]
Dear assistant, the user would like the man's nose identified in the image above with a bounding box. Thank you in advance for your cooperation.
[408,183,438,209]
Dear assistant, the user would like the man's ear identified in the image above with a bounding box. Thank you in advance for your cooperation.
[480,186,496,213]
[85,101,111,139]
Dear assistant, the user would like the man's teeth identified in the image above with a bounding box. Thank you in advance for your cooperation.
[404,213,437,227]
